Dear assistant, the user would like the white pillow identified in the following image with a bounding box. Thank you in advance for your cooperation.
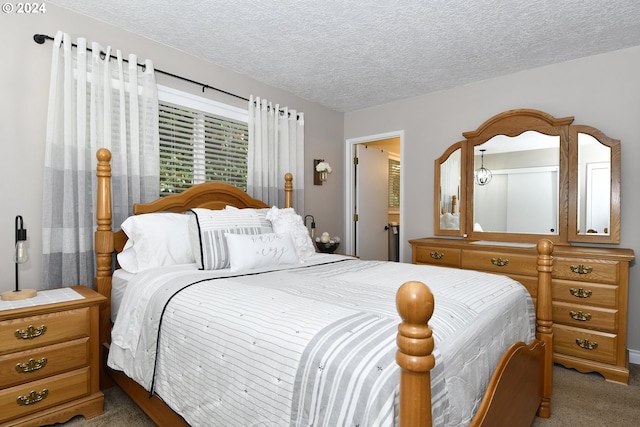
[265,207,316,261]
[117,212,194,273]
[189,208,273,270]
[225,232,299,272]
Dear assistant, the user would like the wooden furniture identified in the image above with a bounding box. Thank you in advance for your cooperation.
[94,148,554,427]
[0,286,105,426]
[410,238,634,383]
[434,108,621,245]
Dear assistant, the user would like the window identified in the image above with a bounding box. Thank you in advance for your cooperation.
[388,157,400,209]
[158,85,249,196]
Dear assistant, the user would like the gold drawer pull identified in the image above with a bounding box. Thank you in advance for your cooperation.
[491,257,509,267]
[16,389,48,406]
[15,357,48,373]
[569,311,592,322]
[576,339,598,350]
[15,325,47,340]
[430,251,444,260]
[569,288,592,298]
[570,264,593,275]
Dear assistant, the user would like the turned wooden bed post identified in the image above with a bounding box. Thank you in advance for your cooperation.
[94,148,115,388]
[536,239,554,418]
[396,280,435,427]
[284,172,293,209]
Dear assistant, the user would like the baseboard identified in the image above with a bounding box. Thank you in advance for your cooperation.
[629,349,640,365]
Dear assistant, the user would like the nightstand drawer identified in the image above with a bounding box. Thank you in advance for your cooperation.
[0,338,90,389]
[551,279,618,308]
[554,324,617,364]
[0,367,90,423]
[461,250,538,276]
[414,246,461,267]
[0,308,90,354]
[552,258,619,284]
[552,302,617,332]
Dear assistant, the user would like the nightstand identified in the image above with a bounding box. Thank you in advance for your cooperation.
[0,286,105,426]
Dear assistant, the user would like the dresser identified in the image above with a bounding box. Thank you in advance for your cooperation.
[0,286,105,426]
[409,238,635,384]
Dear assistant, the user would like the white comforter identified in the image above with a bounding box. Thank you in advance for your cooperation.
[108,254,535,426]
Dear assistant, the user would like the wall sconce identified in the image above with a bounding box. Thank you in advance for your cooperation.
[1,215,36,301]
[314,159,332,185]
[474,149,492,186]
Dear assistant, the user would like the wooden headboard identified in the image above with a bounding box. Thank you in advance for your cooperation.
[94,147,293,377]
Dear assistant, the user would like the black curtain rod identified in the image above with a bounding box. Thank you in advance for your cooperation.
[33,33,249,102]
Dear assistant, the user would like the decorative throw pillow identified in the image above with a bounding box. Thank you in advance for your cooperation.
[265,207,316,261]
[189,208,273,270]
[117,212,194,273]
[225,232,299,271]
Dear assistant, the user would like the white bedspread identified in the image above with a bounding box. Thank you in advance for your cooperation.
[108,255,535,426]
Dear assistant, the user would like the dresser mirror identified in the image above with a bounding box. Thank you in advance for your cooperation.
[434,109,621,244]
[434,142,465,235]
[568,125,620,243]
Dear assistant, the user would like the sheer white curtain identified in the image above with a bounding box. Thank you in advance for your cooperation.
[42,31,159,289]
[247,96,304,213]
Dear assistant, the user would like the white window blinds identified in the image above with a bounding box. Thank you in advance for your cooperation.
[158,85,249,196]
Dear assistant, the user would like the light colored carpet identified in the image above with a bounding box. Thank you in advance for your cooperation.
[52,364,640,426]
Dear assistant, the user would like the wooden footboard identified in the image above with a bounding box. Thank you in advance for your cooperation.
[396,240,553,427]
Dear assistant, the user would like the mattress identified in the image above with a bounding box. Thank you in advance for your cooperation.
[108,255,535,426]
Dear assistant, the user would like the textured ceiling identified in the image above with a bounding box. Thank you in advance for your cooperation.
[50,0,640,112]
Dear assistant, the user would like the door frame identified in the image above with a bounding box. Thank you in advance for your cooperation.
[344,130,405,260]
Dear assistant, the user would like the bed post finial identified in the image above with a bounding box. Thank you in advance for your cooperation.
[284,172,293,209]
[396,280,435,427]
[536,238,554,418]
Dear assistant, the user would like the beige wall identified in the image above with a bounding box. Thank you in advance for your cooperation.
[0,4,344,293]
[345,46,640,357]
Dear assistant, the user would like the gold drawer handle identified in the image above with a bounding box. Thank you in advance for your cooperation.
[491,257,509,267]
[16,389,48,406]
[15,325,47,340]
[569,311,592,322]
[570,264,593,275]
[569,288,592,298]
[576,339,598,350]
[15,357,48,373]
[430,251,444,260]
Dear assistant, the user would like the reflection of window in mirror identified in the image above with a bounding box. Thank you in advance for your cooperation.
[473,132,560,235]
[577,133,611,235]
[439,148,460,230]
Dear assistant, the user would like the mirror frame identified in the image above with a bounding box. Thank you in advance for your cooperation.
[434,141,466,236]
[568,125,621,244]
[433,109,622,245]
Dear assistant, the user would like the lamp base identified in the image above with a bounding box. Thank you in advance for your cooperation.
[1,289,37,301]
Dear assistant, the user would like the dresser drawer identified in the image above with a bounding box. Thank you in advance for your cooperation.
[554,324,617,364]
[552,258,619,285]
[552,302,617,333]
[0,367,90,423]
[0,338,90,389]
[552,279,618,308]
[0,308,90,355]
[414,246,461,267]
[461,250,538,276]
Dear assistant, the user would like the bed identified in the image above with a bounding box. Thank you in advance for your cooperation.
[93,148,553,426]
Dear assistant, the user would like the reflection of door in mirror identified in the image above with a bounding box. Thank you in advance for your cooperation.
[439,147,461,230]
[472,131,560,235]
[577,133,611,235]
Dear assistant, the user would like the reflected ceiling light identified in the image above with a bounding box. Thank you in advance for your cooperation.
[474,149,492,186]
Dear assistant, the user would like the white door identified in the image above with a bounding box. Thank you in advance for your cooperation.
[355,144,389,260]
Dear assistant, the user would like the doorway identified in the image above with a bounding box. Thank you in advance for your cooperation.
[344,131,403,261]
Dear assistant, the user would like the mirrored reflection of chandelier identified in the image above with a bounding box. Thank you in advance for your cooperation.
[474,149,492,186]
